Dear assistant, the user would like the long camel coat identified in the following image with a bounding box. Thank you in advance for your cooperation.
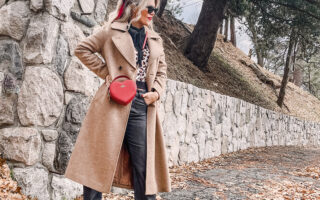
[64,20,172,195]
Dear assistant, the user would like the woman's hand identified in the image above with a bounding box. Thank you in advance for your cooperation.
[141,92,159,105]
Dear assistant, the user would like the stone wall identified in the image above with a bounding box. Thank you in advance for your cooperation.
[0,1,320,200]
[0,0,109,199]
[159,80,320,167]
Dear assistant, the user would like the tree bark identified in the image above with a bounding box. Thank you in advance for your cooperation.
[308,65,311,92]
[277,28,297,107]
[257,50,264,68]
[157,0,167,18]
[293,67,303,87]
[219,21,223,34]
[248,49,253,58]
[247,16,264,68]
[183,0,228,71]
[224,15,229,42]
[230,15,237,46]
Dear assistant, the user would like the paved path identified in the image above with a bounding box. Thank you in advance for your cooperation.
[159,146,320,200]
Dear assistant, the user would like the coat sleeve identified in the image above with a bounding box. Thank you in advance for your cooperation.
[152,46,167,101]
[74,27,109,79]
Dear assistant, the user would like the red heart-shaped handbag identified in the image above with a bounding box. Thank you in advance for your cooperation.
[108,75,137,105]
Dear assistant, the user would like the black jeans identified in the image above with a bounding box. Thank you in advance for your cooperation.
[83,81,156,200]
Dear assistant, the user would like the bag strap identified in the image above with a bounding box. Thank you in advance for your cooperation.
[142,31,148,49]
[111,75,131,83]
[109,31,147,84]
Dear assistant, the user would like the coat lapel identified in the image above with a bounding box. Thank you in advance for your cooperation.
[110,21,163,73]
[111,31,137,70]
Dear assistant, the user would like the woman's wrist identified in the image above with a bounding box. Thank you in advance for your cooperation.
[151,88,159,100]
[153,91,159,100]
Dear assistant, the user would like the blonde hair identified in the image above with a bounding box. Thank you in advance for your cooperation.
[103,0,160,32]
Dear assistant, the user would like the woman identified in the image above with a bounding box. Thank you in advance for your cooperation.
[64,0,171,199]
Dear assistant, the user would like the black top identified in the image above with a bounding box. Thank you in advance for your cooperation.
[128,24,146,67]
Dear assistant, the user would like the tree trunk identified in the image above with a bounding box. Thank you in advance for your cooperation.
[308,65,312,92]
[219,21,223,34]
[257,52,264,68]
[157,0,167,18]
[248,49,253,58]
[247,16,264,68]
[277,28,297,107]
[183,0,228,71]
[224,14,229,42]
[230,15,236,46]
[293,67,303,87]
[290,39,300,84]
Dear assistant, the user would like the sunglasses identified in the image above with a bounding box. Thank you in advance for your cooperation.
[146,6,158,14]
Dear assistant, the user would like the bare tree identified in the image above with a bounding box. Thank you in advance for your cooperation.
[230,15,237,46]
[277,27,298,107]
[292,67,303,87]
[184,0,229,71]
[224,15,229,42]
[158,0,184,18]
[219,21,223,34]
[157,0,167,18]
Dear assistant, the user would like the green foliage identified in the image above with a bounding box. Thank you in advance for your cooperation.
[229,0,320,98]
[300,54,320,99]
[228,0,250,16]
[166,0,184,18]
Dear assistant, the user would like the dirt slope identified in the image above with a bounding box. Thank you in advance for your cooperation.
[153,10,320,123]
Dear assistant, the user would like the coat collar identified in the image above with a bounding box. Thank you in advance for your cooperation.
[110,21,163,71]
[110,21,161,39]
